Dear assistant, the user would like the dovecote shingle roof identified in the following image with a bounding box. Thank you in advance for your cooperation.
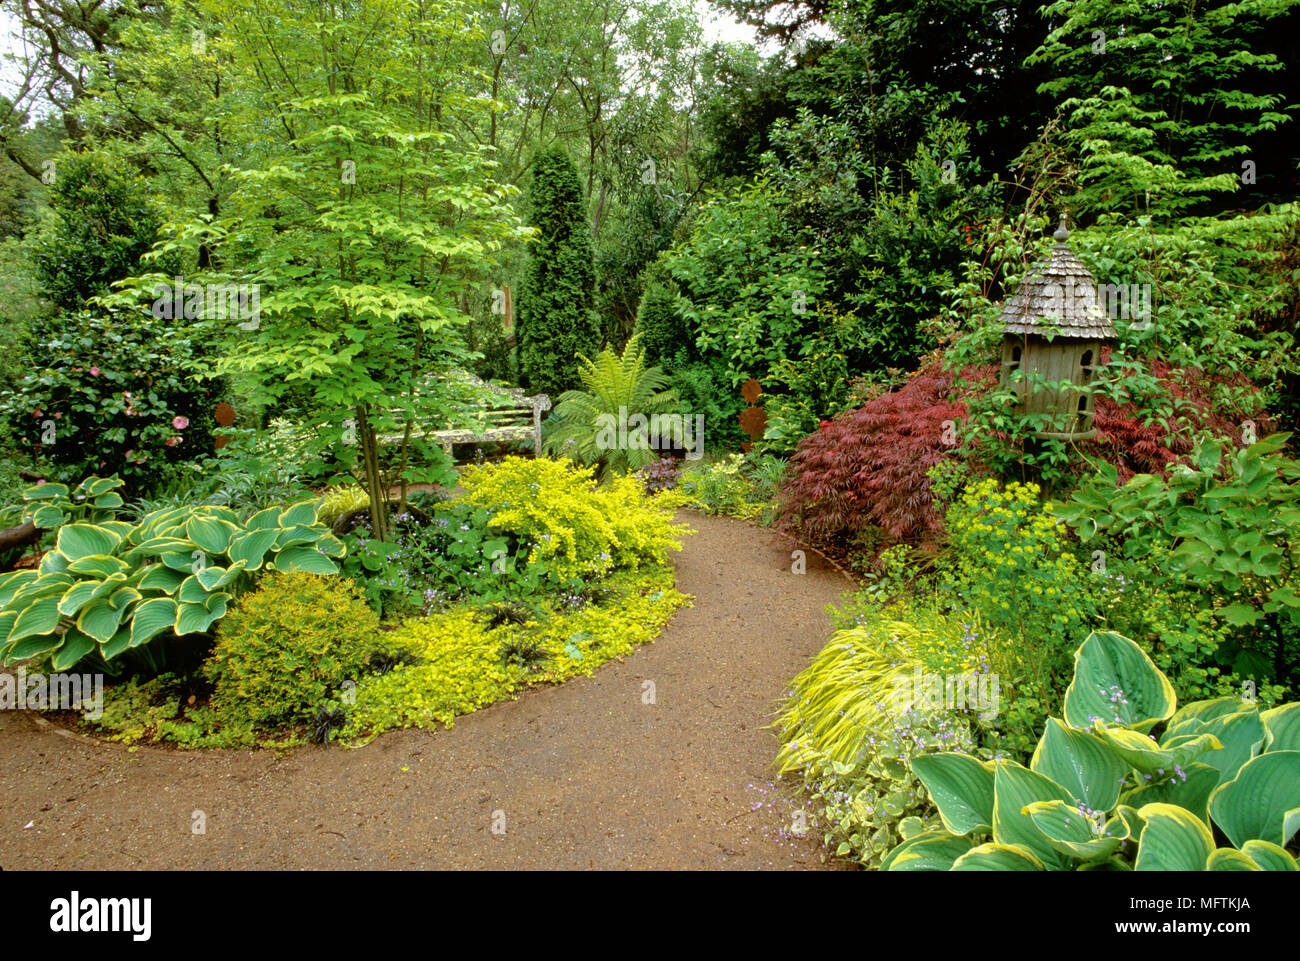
[998,217,1117,340]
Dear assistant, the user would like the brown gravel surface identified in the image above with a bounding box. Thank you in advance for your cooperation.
[0,510,855,870]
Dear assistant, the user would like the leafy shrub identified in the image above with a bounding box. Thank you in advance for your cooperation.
[776,355,966,548]
[338,498,556,617]
[757,315,894,455]
[0,485,344,674]
[940,479,1094,750]
[460,456,688,580]
[665,356,746,449]
[543,335,679,477]
[0,311,223,494]
[1057,434,1300,692]
[516,147,600,396]
[633,266,689,366]
[635,456,681,495]
[204,572,378,729]
[343,566,687,742]
[29,152,177,313]
[882,631,1300,871]
[680,453,765,519]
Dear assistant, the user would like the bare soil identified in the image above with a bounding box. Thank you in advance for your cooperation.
[0,510,855,870]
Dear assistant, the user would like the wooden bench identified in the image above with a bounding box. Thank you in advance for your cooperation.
[378,370,551,459]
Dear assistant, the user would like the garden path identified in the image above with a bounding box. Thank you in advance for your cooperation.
[0,511,853,870]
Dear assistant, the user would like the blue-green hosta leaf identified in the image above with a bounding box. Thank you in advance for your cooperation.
[316,533,346,558]
[99,520,134,540]
[0,570,39,607]
[1238,840,1299,871]
[1164,696,1252,741]
[1134,803,1216,871]
[66,554,130,578]
[1191,711,1266,786]
[54,524,124,562]
[76,597,128,644]
[174,601,210,636]
[245,507,281,530]
[910,753,995,836]
[92,491,125,510]
[132,507,190,542]
[273,525,322,551]
[7,627,66,660]
[992,761,1074,869]
[195,562,246,592]
[227,529,279,570]
[30,504,65,528]
[37,550,69,574]
[129,598,178,648]
[951,843,1045,871]
[277,501,318,528]
[78,476,124,499]
[49,629,96,671]
[1063,631,1176,733]
[186,515,239,555]
[128,536,196,557]
[23,481,69,501]
[0,610,16,653]
[8,595,62,644]
[881,831,975,871]
[1092,723,1221,774]
[271,546,339,575]
[100,626,132,661]
[1120,762,1220,823]
[177,575,210,605]
[10,572,75,608]
[159,551,196,572]
[1261,703,1300,753]
[1206,848,1259,871]
[1023,799,1124,861]
[1031,717,1129,811]
[87,573,127,603]
[1208,751,1300,848]
[137,564,186,594]
[108,586,141,610]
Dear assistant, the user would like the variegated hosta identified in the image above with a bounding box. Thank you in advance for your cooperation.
[0,499,345,671]
[15,475,127,530]
[882,631,1300,871]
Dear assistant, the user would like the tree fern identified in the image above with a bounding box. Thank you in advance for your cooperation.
[543,335,679,478]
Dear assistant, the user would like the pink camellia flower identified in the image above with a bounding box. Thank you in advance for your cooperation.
[165,436,180,447]
[172,415,189,430]
[89,367,100,377]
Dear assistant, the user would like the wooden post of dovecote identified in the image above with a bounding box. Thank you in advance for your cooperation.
[997,214,1116,440]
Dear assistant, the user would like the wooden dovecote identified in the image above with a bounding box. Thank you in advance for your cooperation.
[998,215,1116,440]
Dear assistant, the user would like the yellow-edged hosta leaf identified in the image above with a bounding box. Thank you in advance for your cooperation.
[1208,751,1300,848]
[1064,631,1176,733]
[909,752,995,836]
[1031,717,1129,811]
[951,843,1044,871]
[1134,803,1216,870]
[1238,839,1299,871]
[882,831,976,871]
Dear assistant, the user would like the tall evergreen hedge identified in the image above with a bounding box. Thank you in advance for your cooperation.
[516,148,600,396]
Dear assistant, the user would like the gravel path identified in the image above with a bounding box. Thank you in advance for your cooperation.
[0,511,854,870]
